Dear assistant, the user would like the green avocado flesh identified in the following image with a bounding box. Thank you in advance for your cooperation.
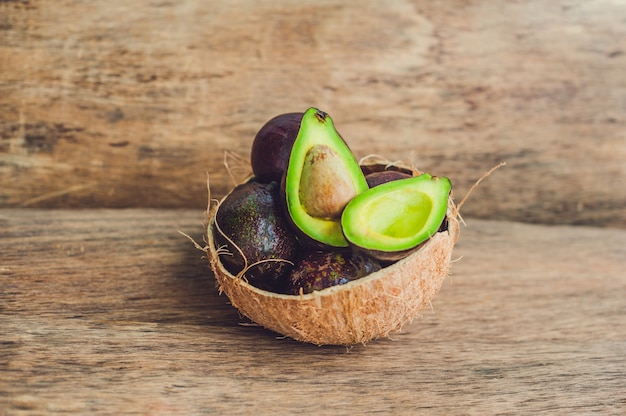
[285,107,369,247]
[341,174,451,253]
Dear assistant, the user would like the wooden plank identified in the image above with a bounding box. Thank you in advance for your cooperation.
[1,209,625,414]
[1,1,625,227]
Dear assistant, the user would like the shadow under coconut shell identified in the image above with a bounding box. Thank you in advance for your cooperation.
[229,317,353,351]
[220,310,446,355]
[163,229,245,328]
[223,314,409,352]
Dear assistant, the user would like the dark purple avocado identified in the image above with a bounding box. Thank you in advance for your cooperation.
[365,170,412,188]
[213,181,299,292]
[287,251,381,295]
[250,112,303,183]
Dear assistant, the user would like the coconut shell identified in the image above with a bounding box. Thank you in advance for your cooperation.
[206,188,459,346]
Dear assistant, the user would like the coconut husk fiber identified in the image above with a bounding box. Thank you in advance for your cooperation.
[206,190,460,346]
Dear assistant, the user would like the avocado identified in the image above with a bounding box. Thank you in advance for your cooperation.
[213,180,299,291]
[287,250,381,295]
[360,163,413,177]
[251,112,303,183]
[283,107,369,248]
[365,170,412,188]
[341,173,451,262]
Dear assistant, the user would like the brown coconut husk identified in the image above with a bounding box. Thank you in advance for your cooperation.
[207,200,459,346]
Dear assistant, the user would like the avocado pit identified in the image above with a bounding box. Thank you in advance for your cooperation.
[299,144,359,219]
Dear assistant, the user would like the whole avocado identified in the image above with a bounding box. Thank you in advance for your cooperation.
[250,112,303,183]
[287,250,381,295]
[213,180,299,292]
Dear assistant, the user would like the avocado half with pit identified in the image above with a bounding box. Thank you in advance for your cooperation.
[283,107,369,248]
[342,173,452,262]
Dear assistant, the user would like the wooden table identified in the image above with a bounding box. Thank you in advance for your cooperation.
[1,209,624,414]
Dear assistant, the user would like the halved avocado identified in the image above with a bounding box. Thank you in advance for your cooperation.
[284,107,369,248]
[341,173,451,261]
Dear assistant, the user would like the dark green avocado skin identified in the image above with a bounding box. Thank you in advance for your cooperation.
[213,180,299,292]
[287,250,381,295]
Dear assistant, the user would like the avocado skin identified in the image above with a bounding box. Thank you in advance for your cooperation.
[213,181,299,292]
[360,164,413,177]
[251,112,303,183]
[365,170,412,188]
[287,250,381,295]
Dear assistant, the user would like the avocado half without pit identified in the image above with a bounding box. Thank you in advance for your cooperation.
[342,173,452,262]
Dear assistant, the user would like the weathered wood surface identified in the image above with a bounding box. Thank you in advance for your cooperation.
[1,1,625,227]
[1,208,624,414]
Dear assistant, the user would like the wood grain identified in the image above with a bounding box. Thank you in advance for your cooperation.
[1,1,625,227]
[1,209,625,414]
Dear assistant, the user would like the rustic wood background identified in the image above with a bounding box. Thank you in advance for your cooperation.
[1,0,624,227]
